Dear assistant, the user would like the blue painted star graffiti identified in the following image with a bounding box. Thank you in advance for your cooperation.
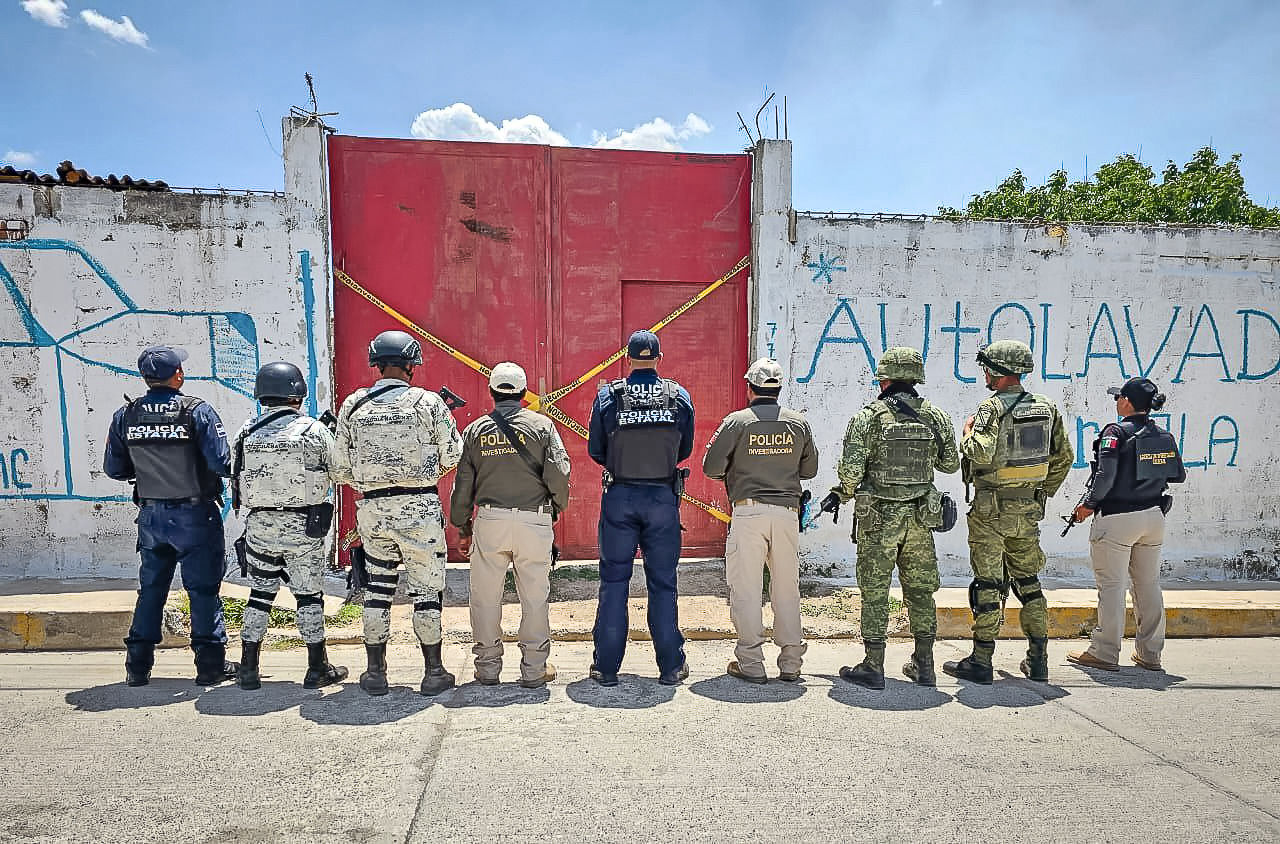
[805,252,847,284]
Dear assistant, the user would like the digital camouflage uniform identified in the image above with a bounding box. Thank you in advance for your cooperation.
[951,340,1073,683]
[234,411,338,646]
[833,347,960,687]
[333,379,463,648]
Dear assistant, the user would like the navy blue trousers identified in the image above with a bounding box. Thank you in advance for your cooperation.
[593,483,686,675]
[125,500,228,673]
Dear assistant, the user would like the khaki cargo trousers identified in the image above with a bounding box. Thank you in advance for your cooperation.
[1085,506,1167,665]
[725,500,807,677]
[468,505,554,683]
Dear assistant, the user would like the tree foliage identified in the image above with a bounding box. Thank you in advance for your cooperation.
[939,147,1280,227]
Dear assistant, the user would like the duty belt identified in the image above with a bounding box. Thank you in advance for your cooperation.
[139,497,207,506]
[974,488,1039,501]
[248,505,310,514]
[362,485,439,500]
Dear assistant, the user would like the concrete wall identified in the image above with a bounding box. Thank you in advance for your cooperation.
[753,140,1280,581]
[0,117,332,579]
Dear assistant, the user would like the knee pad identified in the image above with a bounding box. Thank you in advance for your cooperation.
[246,588,278,614]
[1010,575,1044,605]
[413,591,443,615]
[295,593,324,609]
[968,579,1004,615]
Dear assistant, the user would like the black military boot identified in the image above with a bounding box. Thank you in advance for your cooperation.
[1020,636,1049,682]
[359,643,389,696]
[839,640,886,690]
[303,642,349,689]
[903,636,936,687]
[942,638,995,685]
[237,641,262,691]
[125,646,153,687]
[194,646,239,686]
[420,642,456,696]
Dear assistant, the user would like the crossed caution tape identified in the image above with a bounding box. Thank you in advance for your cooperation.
[333,254,751,548]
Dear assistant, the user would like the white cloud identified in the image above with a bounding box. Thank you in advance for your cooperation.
[80,9,149,47]
[410,103,570,146]
[409,103,713,152]
[21,0,68,27]
[591,113,712,151]
[3,150,39,168]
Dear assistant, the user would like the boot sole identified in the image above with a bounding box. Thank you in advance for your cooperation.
[359,673,389,696]
[420,676,456,696]
[303,667,349,690]
[839,671,885,690]
[941,666,993,685]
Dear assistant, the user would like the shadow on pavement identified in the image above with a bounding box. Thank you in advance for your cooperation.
[66,679,203,712]
[824,675,952,710]
[564,675,677,709]
[298,683,438,725]
[441,681,551,708]
[688,674,807,703]
[952,674,1070,709]
[1062,665,1188,691]
[194,680,317,717]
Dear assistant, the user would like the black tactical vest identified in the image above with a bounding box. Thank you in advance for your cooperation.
[606,378,682,482]
[1094,417,1183,506]
[123,394,221,500]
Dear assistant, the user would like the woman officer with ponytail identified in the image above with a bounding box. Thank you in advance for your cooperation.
[1066,378,1185,673]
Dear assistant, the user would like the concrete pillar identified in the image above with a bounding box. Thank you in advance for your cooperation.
[750,139,795,364]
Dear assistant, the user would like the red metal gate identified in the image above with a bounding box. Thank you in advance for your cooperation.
[329,136,751,560]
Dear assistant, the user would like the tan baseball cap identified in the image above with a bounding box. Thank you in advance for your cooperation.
[745,358,784,388]
[489,361,527,393]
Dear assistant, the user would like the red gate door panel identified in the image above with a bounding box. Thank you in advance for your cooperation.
[330,136,750,560]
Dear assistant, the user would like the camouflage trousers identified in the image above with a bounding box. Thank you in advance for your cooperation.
[242,511,327,645]
[855,498,941,640]
[356,492,447,646]
[967,487,1049,648]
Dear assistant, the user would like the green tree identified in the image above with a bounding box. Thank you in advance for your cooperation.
[939,146,1280,227]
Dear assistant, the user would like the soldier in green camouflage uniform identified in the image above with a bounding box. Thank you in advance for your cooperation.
[831,347,960,690]
[943,339,1073,685]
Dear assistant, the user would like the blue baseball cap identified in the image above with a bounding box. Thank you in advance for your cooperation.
[138,345,189,380]
[627,330,660,360]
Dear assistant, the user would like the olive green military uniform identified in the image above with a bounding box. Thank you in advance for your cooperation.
[834,349,960,666]
[451,373,571,686]
[703,358,819,680]
[958,340,1073,677]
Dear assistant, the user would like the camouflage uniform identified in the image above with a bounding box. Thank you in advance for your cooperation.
[949,340,1073,683]
[332,379,463,647]
[234,411,338,645]
[833,347,959,688]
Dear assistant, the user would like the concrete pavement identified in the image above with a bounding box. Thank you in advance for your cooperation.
[1,638,1278,842]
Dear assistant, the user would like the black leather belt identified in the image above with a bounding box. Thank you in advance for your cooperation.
[362,485,438,500]
[248,505,310,514]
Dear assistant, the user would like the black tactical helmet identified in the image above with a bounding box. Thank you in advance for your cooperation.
[254,361,308,401]
[368,330,423,367]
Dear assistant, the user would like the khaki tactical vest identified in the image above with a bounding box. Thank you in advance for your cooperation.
[867,401,935,491]
[240,414,330,509]
[348,386,440,487]
[987,392,1053,486]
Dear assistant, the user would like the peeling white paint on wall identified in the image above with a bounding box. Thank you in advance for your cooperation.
[0,117,332,579]
[753,140,1280,581]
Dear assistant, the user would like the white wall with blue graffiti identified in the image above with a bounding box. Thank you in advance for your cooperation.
[753,140,1280,580]
[0,117,332,578]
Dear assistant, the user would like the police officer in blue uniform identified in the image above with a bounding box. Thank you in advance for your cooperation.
[587,330,695,686]
[104,345,237,687]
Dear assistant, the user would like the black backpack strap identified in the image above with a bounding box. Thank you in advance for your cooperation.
[348,383,404,418]
[232,409,298,513]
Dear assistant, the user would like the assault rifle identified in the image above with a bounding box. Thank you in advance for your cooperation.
[1061,465,1096,537]
[802,491,841,531]
[439,386,467,411]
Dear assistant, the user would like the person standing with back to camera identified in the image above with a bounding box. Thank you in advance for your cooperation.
[1067,377,1184,673]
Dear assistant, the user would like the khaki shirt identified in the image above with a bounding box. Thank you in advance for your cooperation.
[450,400,571,536]
[702,399,818,510]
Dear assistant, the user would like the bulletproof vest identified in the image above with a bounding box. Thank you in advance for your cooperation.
[988,392,1054,486]
[123,394,221,500]
[867,400,935,490]
[606,378,682,482]
[347,386,440,487]
[239,413,330,508]
[1095,418,1183,503]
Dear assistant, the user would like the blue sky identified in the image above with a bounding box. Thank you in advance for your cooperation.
[3,0,1278,213]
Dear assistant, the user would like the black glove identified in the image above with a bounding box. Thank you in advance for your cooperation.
[819,491,842,524]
